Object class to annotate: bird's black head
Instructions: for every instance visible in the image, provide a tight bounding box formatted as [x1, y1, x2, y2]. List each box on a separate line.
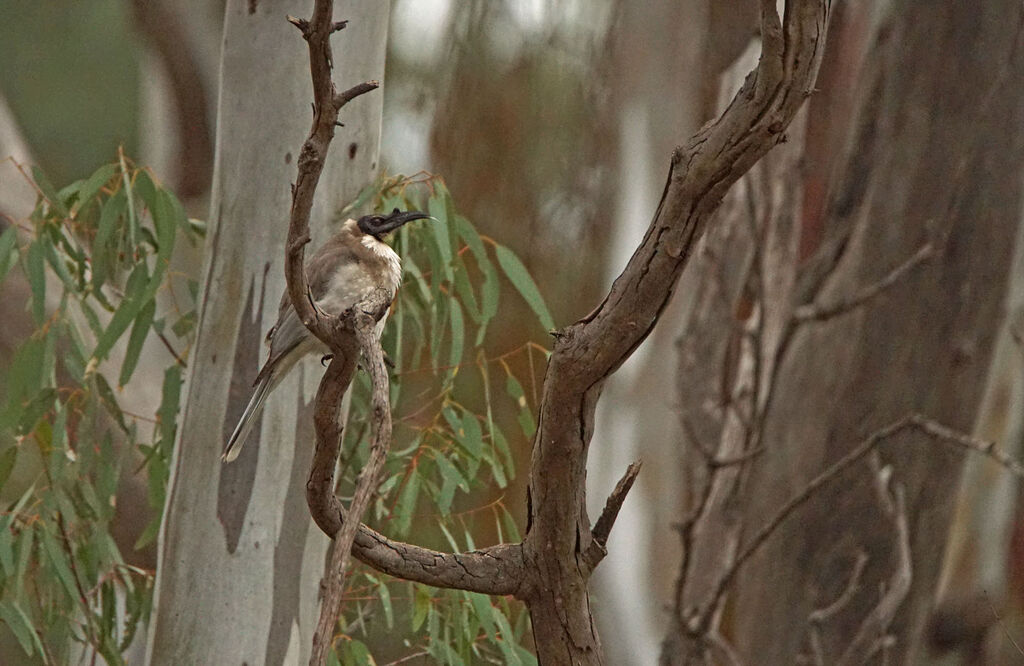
[357, 208, 431, 239]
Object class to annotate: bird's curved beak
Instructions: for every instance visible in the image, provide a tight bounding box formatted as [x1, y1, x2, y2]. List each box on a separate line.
[378, 208, 432, 235]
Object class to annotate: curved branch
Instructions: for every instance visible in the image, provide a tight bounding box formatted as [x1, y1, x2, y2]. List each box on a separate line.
[564, 0, 828, 388]
[302, 297, 526, 598]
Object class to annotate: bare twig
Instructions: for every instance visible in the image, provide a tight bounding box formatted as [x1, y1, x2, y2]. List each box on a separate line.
[985, 590, 1024, 656]
[836, 461, 912, 666]
[707, 629, 746, 666]
[682, 415, 764, 468]
[809, 551, 870, 626]
[382, 650, 431, 665]
[794, 238, 938, 322]
[581, 461, 642, 573]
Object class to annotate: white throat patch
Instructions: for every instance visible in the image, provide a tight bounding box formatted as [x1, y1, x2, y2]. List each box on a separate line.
[361, 234, 403, 294]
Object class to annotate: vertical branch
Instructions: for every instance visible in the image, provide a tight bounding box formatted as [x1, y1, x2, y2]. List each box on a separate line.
[309, 294, 393, 666]
[284, 3, 381, 665]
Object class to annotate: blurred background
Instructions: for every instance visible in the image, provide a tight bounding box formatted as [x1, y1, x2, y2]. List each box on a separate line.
[1, 0, 1023, 664]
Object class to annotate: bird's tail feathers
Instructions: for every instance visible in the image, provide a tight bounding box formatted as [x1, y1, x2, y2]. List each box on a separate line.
[222, 371, 274, 463]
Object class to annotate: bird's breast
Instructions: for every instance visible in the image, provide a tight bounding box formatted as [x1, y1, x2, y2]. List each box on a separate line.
[315, 236, 402, 315]
[360, 234, 403, 295]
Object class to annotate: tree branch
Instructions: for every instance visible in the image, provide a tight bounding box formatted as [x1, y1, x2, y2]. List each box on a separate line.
[559, 0, 828, 390]
[836, 460, 912, 666]
[284, 0, 378, 350]
[794, 237, 938, 322]
[309, 296, 391, 666]
[581, 461, 642, 573]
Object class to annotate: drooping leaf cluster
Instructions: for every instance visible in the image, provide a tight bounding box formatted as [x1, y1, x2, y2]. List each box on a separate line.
[0, 154, 199, 664]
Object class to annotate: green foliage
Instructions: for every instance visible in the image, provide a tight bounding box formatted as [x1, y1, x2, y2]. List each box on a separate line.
[335, 174, 549, 663]
[0, 156, 198, 663]
[0, 161, 550, 663]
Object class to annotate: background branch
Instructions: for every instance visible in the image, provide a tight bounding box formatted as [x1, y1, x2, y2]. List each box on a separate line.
[709, 414, 1024, 616]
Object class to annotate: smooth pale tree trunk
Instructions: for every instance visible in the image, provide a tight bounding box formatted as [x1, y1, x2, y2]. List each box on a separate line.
[661, 0, 1024, 663]
[146, 2, 389, 664]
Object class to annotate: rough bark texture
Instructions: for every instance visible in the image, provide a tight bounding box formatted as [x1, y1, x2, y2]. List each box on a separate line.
[145, 2, 389, 664]
[661, 0, 1024, 663]
[307, 300, 389, 666]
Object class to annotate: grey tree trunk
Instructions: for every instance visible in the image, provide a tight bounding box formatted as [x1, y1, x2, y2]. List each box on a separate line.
[663, 0, 1024, 663]
[145, 1, 389, 663]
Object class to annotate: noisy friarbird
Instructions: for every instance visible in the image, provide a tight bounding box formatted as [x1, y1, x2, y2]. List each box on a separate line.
[222, 209, 430, 462]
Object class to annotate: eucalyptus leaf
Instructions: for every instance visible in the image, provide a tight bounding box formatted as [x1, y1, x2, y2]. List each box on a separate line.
[118, 298, 156, 387]
[90, 260, 148, 364]
[39, 529, 80, 604]
[31, 165, 69, 217]
[411, 584, 431, 632]
[0, 447, 18, 495]
[24, 241, 46, 324]
[91, 188, 126, 290]
[494, 243, 554, 331]
[0, 600, 44, 657]
[448, 298, 465, 369]
[72, 163, 118, 217]
[0, 226, 19, 283]
[427, 193, 454, 282]
[393, 467, 421, 537]
[16, 388, 56, 436]
[93, 374, 129, 434]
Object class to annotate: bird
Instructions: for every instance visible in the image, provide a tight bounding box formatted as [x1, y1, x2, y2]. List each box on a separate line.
[221, 208, 431, 463]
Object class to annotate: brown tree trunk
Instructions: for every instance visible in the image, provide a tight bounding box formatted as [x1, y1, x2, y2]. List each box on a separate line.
[663, 0, 1024, 663]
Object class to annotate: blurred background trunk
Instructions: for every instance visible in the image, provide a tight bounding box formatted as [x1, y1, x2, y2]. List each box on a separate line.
[662, 0, 1024, 663]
